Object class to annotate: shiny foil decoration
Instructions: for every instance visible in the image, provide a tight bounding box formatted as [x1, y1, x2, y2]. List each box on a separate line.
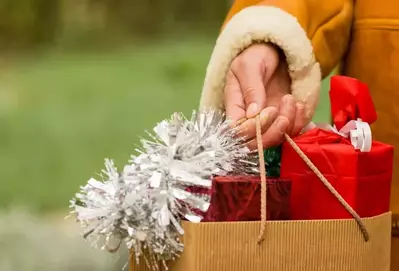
[70, 110, 256, 269]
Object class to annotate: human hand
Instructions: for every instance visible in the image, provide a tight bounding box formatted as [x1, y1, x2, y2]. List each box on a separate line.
[224, 43, 307, 149]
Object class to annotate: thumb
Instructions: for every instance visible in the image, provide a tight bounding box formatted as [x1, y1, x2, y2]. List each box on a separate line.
[232, 43, 281, 118]
[236, 63, 267, 119]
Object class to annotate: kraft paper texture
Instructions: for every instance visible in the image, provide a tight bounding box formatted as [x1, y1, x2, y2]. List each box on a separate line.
[130, 212, 391, 271]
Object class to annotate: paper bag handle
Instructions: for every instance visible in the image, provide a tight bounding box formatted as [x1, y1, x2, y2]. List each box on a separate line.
[254, 116, 370, 243]
[255, 115, 268, 243]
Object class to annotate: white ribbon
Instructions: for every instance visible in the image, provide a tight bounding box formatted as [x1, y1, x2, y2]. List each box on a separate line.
[302, 118, 372, 152]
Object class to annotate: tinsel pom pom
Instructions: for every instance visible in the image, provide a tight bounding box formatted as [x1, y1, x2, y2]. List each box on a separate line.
[70, 110, 257, 268]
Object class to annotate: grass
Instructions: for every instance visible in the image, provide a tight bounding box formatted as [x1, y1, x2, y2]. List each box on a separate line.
[0, 38, 331, 212]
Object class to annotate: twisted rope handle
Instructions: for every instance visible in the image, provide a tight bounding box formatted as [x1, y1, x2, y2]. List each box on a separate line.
[254, 116, 370, 244]
[255, 115, 267, 244]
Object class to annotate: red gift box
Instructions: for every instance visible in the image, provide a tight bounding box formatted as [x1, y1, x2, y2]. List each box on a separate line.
[188, 176, 291, 222]
[280, 76, 394, 220]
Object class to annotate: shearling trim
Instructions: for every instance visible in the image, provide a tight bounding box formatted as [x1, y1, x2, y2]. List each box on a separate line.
[199, 6, 321, 121]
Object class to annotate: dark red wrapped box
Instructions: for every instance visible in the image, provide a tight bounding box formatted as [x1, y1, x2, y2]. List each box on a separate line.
[280, 76, 394, 220]
[189, 176, 291, 222]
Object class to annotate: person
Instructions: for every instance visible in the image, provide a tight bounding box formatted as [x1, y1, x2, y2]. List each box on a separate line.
[198, 1, 399, 269]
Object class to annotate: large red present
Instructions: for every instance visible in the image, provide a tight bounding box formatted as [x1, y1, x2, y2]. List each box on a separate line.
[188, 176, 291, 222]
[280, 76, 394, 220]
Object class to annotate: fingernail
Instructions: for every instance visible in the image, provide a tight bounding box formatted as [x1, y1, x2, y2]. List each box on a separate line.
[260, 110, 268, 122]
[247, 103, 259, 118]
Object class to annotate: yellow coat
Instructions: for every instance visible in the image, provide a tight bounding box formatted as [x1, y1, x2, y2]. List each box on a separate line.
[199, 0, 399, 269]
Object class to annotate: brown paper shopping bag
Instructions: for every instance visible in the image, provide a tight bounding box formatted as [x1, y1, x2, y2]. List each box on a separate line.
[131, 118, 392, 271]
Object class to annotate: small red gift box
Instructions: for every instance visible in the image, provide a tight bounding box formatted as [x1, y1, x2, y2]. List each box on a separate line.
[280, 76, 394, 220]
[188, 176, 291, 222]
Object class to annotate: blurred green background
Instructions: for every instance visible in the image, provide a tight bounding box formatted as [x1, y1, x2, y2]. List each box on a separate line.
[0, 1, 331, 270]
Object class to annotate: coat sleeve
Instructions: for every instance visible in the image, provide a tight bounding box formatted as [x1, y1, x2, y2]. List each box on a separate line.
[199, 0, 353, 122]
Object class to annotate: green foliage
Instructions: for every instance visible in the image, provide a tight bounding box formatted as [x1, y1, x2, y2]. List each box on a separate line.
[264, 146, 282, 178]
[0, 0, 59, 48]
[101, 0, 229, 35]
[0, 0, 229, 49]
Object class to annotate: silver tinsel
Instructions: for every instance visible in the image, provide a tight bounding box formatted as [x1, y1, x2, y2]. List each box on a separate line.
[70, 110, 257, 269]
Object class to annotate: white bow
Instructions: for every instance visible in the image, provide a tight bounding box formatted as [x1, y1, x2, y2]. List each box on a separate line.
[302, 118, 372, 152]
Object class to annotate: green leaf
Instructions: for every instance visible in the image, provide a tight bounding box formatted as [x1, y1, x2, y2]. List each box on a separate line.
[263, 145, 282, 178]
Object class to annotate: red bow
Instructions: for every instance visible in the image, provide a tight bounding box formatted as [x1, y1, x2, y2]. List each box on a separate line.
[329, 76, 377, 130]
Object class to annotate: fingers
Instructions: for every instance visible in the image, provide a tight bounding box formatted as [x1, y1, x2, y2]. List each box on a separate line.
[230, 44, 280, 119]
[246, 95, 296, 150]
[247, 116, 289, 150]
[224, 70, 246, 122]
[278, 95, 296, 135]
[262, 44, 281, 86]
[231, 59, 266, 118]
[237, 107, 278, 140]
[224, 43, 281, 127]
[291, 102, 306, 136]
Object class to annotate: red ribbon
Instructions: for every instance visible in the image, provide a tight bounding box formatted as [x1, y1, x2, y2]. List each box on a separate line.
[329, 76, 377, 131]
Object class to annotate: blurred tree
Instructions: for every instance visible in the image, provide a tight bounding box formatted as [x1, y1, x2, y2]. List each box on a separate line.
[58, 0, 110, 48]
[0, 0, 231, 50]
[32, 0, 61, 44]
[0, 0, 36, 48]
[0, 0, 60, 49]
[101, 0, 230, 37]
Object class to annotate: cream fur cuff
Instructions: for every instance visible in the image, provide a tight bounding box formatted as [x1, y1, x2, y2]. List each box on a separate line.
[199, 6, 321, 121]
